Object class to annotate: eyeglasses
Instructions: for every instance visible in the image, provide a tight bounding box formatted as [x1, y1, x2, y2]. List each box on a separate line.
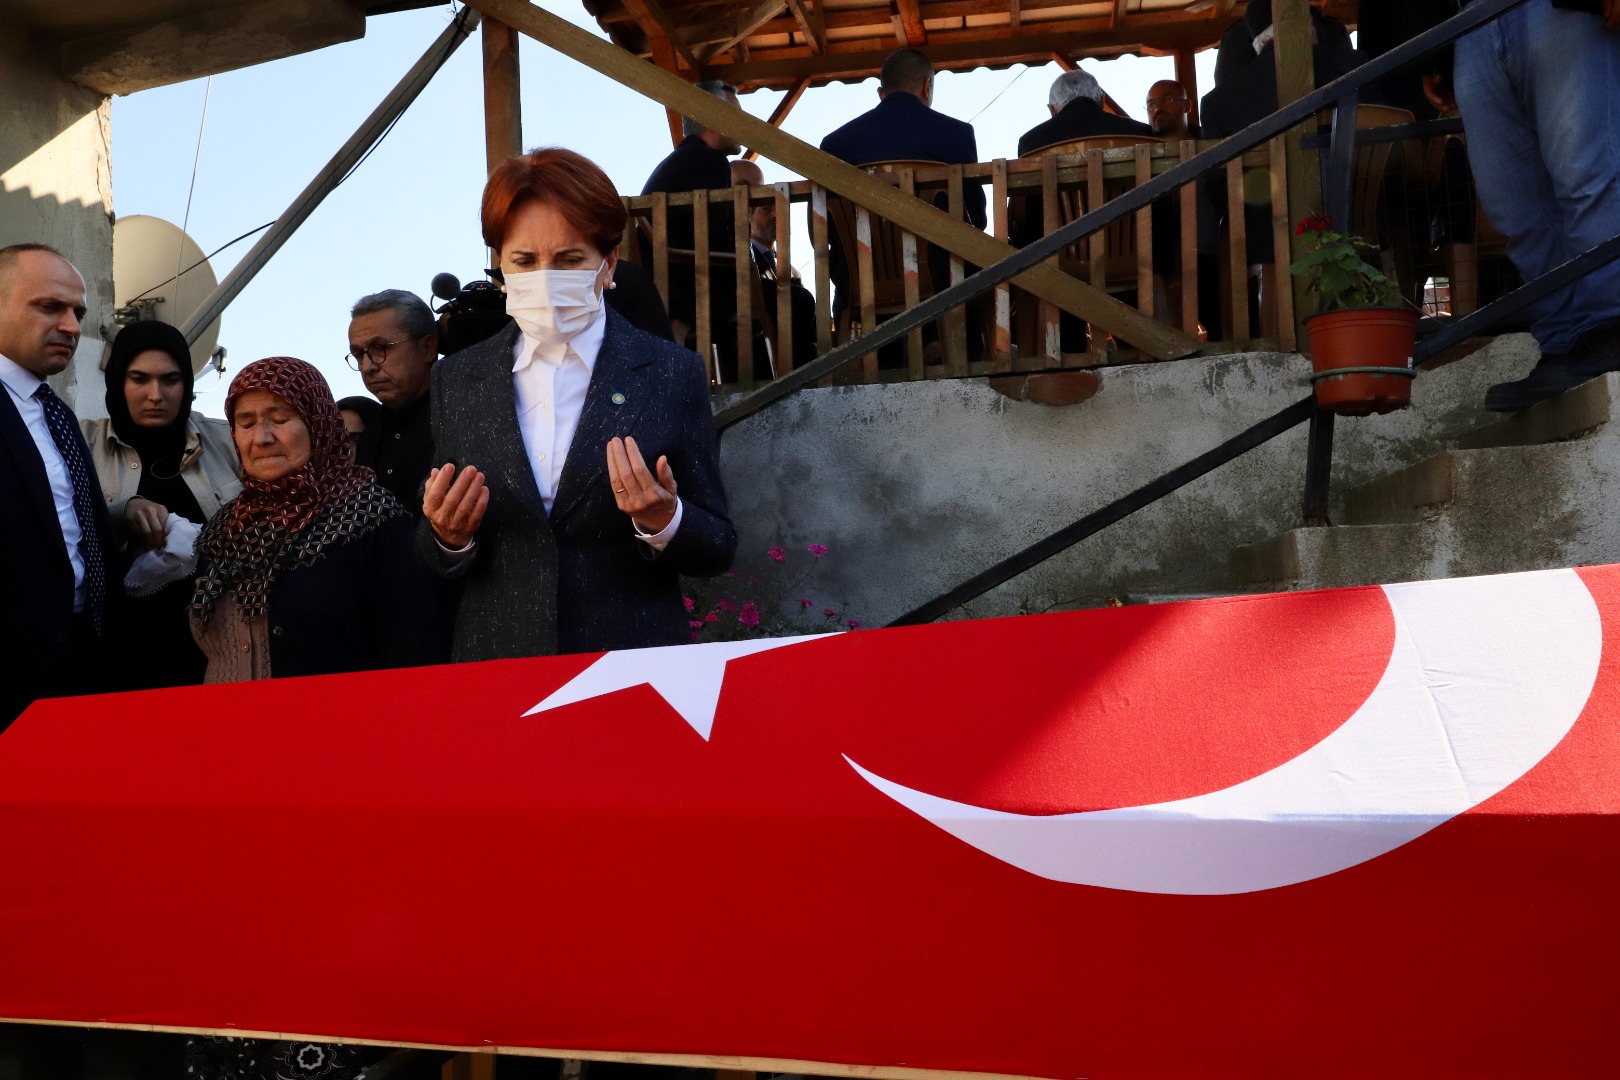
[344, 336, 420, 371]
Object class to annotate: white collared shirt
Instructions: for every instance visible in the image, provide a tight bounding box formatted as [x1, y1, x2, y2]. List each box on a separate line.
[509, 309, 681, 548]
[0, 352, 86, 607]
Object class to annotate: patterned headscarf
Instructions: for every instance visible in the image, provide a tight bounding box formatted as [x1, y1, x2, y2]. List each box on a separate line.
[191, 357, 405, 624]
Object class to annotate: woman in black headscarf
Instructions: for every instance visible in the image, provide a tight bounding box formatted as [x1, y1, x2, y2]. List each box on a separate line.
[82, 320, 241, 689]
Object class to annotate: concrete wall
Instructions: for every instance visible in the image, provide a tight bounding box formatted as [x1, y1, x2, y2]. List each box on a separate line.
[0, 29, 114, 418]
[714, 336, 1542, 627]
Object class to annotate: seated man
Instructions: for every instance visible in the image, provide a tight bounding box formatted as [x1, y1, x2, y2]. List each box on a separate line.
[732, 159, 819, 371]
[1146, 79, 1197, 141]
[641, 80, 745, 377]
[1017, 69, 1154, 157]
[820, 47, 986, 331]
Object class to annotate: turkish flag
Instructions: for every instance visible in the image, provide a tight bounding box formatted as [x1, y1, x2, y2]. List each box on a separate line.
[0, 566, 1616, 1079]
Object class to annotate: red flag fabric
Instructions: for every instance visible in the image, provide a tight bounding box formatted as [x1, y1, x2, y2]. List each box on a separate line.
[1, 566, 1617, 1079]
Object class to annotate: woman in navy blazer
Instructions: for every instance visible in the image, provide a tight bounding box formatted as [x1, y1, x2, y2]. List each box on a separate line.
[418, 148, 736, 660]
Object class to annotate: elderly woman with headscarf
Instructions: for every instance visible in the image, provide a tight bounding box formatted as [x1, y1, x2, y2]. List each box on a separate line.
[190, 356, 446, 683]
[81, 320, 241, 689]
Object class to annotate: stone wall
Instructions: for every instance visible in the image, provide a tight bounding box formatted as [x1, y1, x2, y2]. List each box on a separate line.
[0, 30, 114, 418]
[714, 336, 1542, 627]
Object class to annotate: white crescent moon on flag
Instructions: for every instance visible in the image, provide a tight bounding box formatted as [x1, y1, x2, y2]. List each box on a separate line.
[846, 568, 1604, 895]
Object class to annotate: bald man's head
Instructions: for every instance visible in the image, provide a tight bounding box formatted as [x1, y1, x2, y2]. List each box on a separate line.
[0, 244, 86, 378]
[1146, 79, 1190, 138]
[730, 160, 765, 187]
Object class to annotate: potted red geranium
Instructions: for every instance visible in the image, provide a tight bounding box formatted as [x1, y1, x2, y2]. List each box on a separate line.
[1290, 213, 1417, 416]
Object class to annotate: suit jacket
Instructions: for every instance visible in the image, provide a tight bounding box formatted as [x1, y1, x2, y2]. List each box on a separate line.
[356, 391, 434, 514]
[1200, 40, 1370, 263]
[1200, 40, 1368, 140]
[1016, 98, 1155, 158]
[820, 92, 987, 228]
[0, 385, 122, 730]
[416, 310, 736, 661]
[642, 134, 736, 253]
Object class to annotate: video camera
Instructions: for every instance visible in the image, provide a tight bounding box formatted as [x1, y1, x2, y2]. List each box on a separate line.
[430, 271, 512, 357]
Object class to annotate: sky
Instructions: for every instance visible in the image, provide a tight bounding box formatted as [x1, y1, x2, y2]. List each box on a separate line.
[110, 2, 1218, 415]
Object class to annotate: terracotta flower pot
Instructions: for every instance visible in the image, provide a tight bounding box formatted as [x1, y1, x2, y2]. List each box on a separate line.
[1305, 307, 1418, 416]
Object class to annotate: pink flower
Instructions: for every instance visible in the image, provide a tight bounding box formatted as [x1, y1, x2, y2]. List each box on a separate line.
[738, 602, 761, 628]
[767, 546, 787, 563]
[705, 612, 719, 623]
[823, 608, 837, 617]
[689, 619, 704, 629]
[691, 631, 700, 641]
[808, 544, 828, 557]
[799, 598, 813, 608]
[683, 596, 696, 612]
[846, 619, 862, 630]
[717, 599, 736, 612]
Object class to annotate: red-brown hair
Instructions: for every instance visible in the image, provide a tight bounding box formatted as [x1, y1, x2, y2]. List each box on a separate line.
[481, 147, 628, 256]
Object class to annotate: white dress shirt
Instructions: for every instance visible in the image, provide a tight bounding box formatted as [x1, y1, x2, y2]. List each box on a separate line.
[0, 352, 86, 608]
[508, 308, 681, 549]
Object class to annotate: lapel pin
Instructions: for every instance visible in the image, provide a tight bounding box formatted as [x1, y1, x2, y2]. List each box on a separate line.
[611, 392, 626, 405]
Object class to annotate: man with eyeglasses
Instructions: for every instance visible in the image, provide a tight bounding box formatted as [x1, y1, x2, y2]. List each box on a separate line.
[346, 289, 438, 513]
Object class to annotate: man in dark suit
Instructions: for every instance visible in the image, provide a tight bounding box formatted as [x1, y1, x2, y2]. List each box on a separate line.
[0, 243, 120, 731]
[1017, 68, 1154, 157]
[733, 158, 820, 370]
[642, 80, 744, 376]
[349, 288, 438, 514]
[1197, 0, 1366, 338]
[821, 49, 986, 229]
[820, 48, 986, 355]
[1200, 0, 1365, 142]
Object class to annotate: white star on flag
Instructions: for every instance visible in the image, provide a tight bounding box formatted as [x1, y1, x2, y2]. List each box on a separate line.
[524, 634, 834, 740]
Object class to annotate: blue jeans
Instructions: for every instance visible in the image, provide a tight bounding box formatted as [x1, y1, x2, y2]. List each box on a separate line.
[1454, 0, 1620, 354]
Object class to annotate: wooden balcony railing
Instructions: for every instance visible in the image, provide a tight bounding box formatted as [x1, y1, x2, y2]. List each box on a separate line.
[621, 123, 1501, 394]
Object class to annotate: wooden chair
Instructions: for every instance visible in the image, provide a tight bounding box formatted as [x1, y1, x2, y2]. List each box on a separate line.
[824, 160, 946, 356]
[633, 216, 777, 384]
[1010, 135, 1166, 357]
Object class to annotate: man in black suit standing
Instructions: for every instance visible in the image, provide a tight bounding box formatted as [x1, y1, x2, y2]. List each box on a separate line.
[642, 80, 745, 375]
[0, 243, 119, 731]
[349, 288, 438, 514]
[1017, 68, 1154, 157]
[1197, 0, 1366, 338]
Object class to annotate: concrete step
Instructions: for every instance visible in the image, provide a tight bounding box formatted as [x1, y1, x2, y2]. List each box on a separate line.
[1341, 441, 1597, 527]
[1457, 371, 1616, 451]
[1231, 523, 1444, 591]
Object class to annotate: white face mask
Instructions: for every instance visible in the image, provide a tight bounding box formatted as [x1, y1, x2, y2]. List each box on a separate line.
[503, 262, 609, 346]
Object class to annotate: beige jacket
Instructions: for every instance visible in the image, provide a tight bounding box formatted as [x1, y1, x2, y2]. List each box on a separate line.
[81, 414, 243, 536]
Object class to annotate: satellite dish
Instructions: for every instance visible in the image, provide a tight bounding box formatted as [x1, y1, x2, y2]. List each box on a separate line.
[110, 215, 222, 375]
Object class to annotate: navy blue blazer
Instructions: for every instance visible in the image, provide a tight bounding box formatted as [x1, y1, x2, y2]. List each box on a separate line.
[1016, 98, 1155, 158]
[820, 92, 987, 229]
[0, 384, 121, 729]
[417, 310, 736, 660]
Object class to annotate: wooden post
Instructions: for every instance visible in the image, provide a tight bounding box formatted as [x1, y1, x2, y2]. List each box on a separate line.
[1174, 47, 1199, 130]
[1273, 0, 1321, 352]
[482, 16, 522, 173]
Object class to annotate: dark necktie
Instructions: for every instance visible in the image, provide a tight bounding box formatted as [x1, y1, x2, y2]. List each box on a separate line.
[756, 245, 776, 279]
[34, 382, 107, 632]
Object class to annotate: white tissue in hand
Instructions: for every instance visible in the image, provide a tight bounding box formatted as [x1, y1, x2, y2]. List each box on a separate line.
[123, 513, 202, 597]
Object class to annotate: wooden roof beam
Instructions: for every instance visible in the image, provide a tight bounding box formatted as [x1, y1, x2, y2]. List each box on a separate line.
[694, 0, 788, 62]
[743, 76, 810, 160]
[620, 0, 703, 71]
[783, 0, 825, 54]
[894, 0, 928, 46]
[711, 19, 1226, 85]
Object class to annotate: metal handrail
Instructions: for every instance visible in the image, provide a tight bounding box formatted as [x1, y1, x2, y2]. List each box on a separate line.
[886, 231, 1620, 626]
[714, 0, 1531, 432]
